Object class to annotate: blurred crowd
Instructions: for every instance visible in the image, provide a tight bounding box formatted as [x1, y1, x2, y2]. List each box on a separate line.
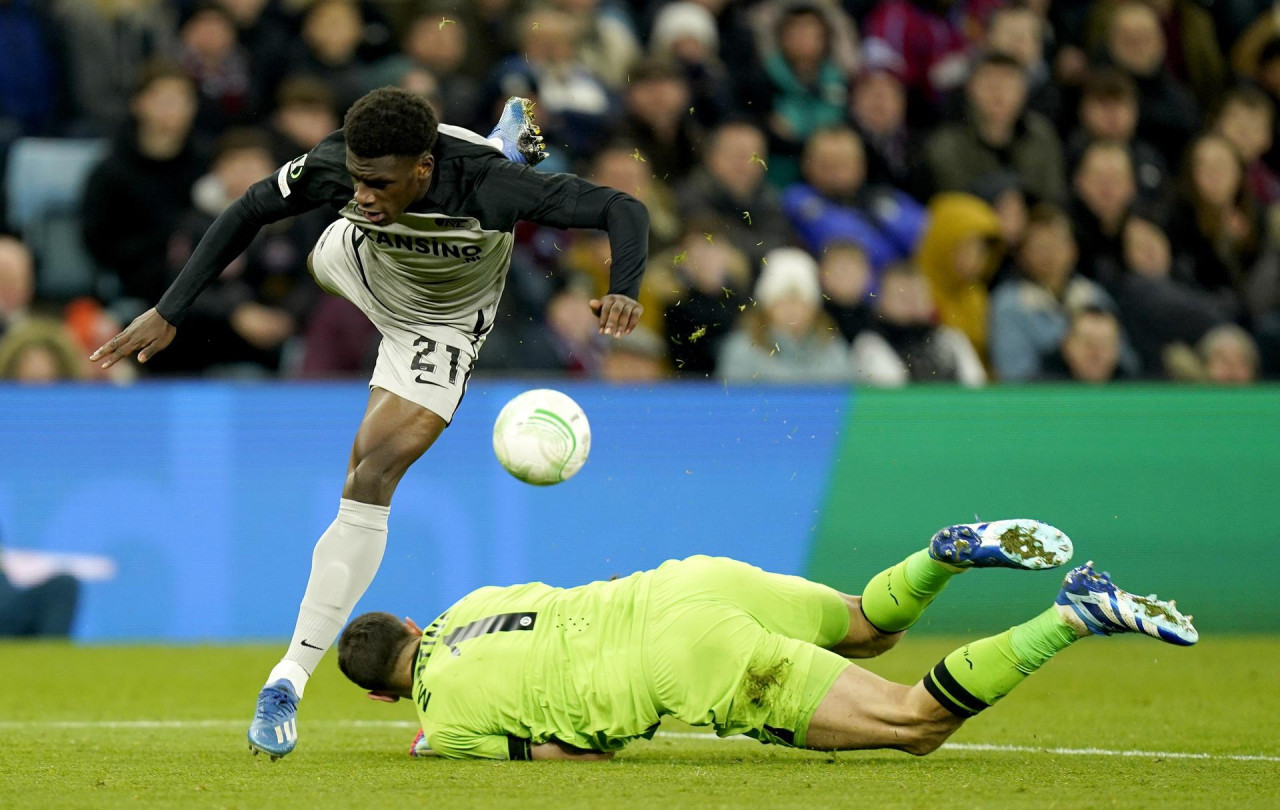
[1, 0, 1278, 385]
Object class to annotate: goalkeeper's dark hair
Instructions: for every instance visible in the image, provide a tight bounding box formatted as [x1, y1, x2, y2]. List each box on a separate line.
[337, 611, 416, 692]
[344, 87, 439, 159]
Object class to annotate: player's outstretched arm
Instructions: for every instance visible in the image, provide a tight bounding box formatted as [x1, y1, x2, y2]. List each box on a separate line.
[91, 135, 346, 367]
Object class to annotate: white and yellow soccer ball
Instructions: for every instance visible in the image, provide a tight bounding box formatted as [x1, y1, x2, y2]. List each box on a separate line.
[492, 389, 591, 485]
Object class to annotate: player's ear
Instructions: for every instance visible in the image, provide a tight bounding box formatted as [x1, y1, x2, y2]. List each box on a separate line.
[404, 616, 423, 636]
[418, 154, 434, 177]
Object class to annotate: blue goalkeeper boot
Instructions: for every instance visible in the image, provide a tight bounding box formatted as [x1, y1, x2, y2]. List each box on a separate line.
[488, 97, 548, 165]
[247, 679, 300, 760]
[1056, 561, 1199, 646]
[929, 519, 1073, 570]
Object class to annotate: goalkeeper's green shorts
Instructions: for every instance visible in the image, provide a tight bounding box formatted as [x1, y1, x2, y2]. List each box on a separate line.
[642, 556, 853, 748]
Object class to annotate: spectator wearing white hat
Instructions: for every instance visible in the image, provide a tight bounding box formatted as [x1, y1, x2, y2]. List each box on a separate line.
[649, 1, 733, 128]
[717, 247, 852, 382]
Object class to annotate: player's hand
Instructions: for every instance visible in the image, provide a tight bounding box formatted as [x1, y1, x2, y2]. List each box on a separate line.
[90, 307, 176, 368]
[589, 294, 642, 339]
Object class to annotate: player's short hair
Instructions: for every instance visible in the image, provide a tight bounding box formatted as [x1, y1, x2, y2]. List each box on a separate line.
[337, 612, 415, 692]
[344, 87, 439, 160]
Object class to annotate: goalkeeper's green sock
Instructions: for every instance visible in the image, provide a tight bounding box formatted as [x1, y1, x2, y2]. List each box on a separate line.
[923, 607, 1084, 716]
[860, 550, 959, 633]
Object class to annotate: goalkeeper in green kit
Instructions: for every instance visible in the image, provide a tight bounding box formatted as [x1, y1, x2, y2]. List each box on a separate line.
[336, 519, 1197, 761]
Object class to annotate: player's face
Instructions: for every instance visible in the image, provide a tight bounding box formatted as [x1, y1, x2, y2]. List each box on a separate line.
[346, 150, 434, 225]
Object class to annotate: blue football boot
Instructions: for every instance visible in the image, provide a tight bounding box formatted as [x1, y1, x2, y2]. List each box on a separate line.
[929, 519, 1073, 570]
[247, 679, 300, 760]
[1056, 561, 1199, 646]
[488, 97, 548, 166]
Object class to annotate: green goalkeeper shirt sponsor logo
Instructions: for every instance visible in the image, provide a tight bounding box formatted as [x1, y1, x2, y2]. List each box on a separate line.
[412, 573, 659, 759]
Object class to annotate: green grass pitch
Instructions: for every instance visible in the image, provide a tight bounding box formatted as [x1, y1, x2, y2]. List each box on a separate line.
[2, 637, 1277, 808]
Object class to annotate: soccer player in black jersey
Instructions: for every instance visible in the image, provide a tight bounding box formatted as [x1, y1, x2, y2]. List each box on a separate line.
[90, 90, 649, 759]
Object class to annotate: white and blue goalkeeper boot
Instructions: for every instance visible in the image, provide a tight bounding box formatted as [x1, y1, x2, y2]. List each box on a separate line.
[488, 97, 548, 166]
[1056, 561, 1199, 646]
[247, 679, 300, 760]
[930, 519, 1073, 570]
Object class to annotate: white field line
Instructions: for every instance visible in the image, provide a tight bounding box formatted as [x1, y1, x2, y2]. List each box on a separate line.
[0, 721, 1275, 763]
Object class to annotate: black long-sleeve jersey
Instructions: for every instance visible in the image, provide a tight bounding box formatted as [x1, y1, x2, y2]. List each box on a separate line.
[156, 125, 650, 326]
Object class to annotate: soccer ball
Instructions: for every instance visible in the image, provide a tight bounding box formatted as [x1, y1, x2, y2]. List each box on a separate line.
[492, 389, 591, 485]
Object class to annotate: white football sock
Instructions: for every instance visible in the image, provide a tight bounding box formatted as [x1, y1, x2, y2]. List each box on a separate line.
[266, 498, 389, 698]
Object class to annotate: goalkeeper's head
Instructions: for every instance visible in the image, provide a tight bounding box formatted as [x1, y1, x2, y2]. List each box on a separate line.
[337, 611, 421, 701]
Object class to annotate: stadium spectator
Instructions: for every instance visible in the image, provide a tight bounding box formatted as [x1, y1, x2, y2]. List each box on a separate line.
[647, 1, 734, 129]
[781, 126, 926, 270]
[552, 0, 641, 90]
[985, 4, 1061, 125]
[969, 170, 1028, 282]
[54, 0, 176, 136]
[1042, 307, 1127, 382]
[177, 2, 256, 137]
[1211, 85, 1280, 208]
[657, 217, 751, 376]
[544, 283, 605, 377]
[0, 0, 62, 138]
[1198, 323, 1260, 383]
[298, 295, 378, 378]
[922, 52, 1067, 205]
[0, 236, 34, 338]
[0, 527, 79, 637]
[613, 59, 701, 184]
[1170, 133, 1262, 296]
[370, 12, 481, 132]
[214, 0, 292, 101]
[167, 128, 321, 374]
[1113, 216, 1234, 375]
[862, 0, 988, 111]
[820, 241, 873, 342]
[1087, 0, 1226, 108]
[286, 0, 373, 113]
[989, 204, 1136, 382]
[851, 262, 986, 386]
[677, 121, 792, 264]
[488, 8, 614, 156]
[268, 77, 340, 162]
[0, 317, 85, 382]
[599, 326, 669, 382]
[718, 247, 851, 383]
[914, 192, 1003, 361]
[1068, 70, 1173, 220]
[589, 143, 680, 250]
[847, 51, 915, 192]
[1070, 140, 1137, 285]
[1102, 1, 1200, 165]
[755, 2, 854, 187]
[81, 62, 203, 311]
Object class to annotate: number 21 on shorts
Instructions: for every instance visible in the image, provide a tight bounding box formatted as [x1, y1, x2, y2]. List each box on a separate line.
[411, 335, 462, 386]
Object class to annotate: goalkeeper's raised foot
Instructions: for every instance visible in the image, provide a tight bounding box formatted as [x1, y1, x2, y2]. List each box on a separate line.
[1055, 561, 1199, 646]
[247, 679, 300, 760]
[489, 97, 548, 166]
[929, 519, 1073, 570]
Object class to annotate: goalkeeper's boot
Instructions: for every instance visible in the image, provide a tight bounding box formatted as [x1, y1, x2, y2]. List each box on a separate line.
[247, 679, 300, 760]
[488, 97, 548, 166]
[1055, 561, 1199, 646]
[929, 519, 1073, 570]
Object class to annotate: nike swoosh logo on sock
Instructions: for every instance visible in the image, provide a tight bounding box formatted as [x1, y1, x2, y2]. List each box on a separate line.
[300, 640, 324, 650]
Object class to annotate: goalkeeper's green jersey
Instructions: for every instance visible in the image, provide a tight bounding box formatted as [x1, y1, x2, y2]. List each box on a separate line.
[411, 570, 658, 760]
